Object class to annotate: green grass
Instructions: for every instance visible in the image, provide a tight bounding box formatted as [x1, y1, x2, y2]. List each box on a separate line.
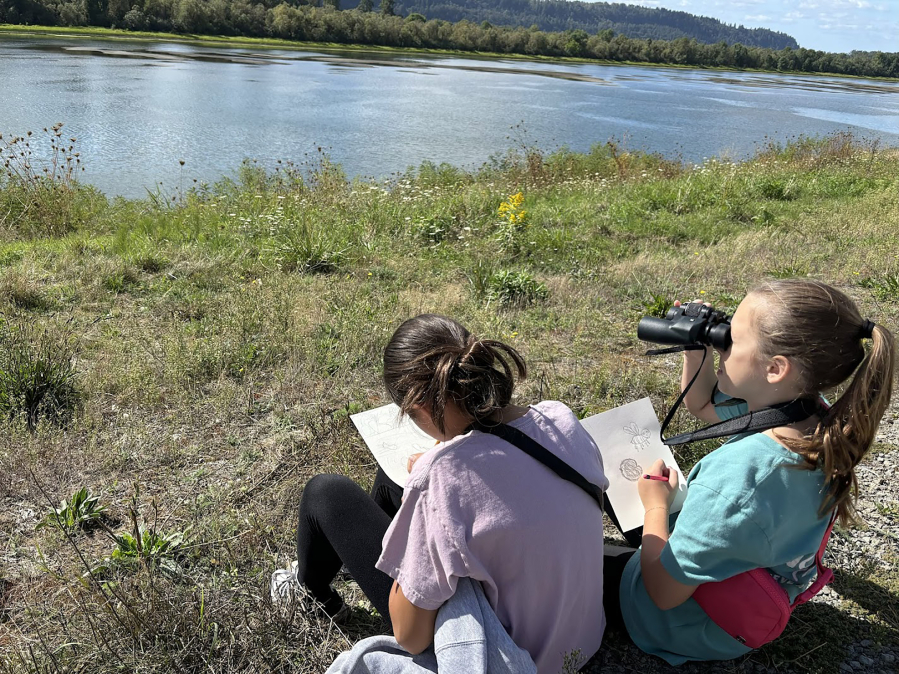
[1, 132, 898, 673]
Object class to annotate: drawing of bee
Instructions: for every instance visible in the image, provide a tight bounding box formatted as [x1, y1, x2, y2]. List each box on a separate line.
[623, 422, 651, 451]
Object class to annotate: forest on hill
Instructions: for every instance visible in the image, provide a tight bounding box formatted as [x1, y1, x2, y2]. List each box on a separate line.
[387, 0, 799, 49]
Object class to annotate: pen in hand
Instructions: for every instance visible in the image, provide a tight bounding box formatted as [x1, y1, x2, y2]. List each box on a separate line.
[643, 474, 670, 482]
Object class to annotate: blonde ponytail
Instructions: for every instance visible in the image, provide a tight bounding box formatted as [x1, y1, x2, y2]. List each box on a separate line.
[750, 280, 896, 526]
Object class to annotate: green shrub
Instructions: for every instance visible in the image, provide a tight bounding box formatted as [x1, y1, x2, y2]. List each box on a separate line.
[485, 270, 548, 307]
[274, 223, 343, 274]
[103, 266, 141, 293]
[642, 294, 673, 318]
[1, 272, 56, 312]
[0, 317, 80, 431]
[755, 177, 800, 201]
[857, 273, 899, 302]
[409, 214, 454, 245]
[132, 252, 169, 274]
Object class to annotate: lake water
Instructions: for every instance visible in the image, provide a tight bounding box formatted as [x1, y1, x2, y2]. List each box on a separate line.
[3, 33, 899, 198]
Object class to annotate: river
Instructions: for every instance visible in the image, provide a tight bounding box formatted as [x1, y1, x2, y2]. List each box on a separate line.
[3, 33, 899, 198]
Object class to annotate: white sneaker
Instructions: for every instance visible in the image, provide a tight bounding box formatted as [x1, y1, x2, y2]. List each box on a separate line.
[269, 560, 351, 624]
[270, 560, 301, 602]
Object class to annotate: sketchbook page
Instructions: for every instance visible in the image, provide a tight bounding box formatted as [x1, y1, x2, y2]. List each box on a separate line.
[579, 398, 688, 532]
[350, 404, 437, 486]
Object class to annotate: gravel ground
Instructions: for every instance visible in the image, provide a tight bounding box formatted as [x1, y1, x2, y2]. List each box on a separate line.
[584, 398, 899, 674]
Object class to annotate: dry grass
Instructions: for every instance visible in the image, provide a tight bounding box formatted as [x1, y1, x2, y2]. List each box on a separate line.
[0, 133, 897, 673]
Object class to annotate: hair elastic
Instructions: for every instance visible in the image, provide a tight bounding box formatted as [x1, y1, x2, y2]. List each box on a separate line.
[860, 319, 876, 340]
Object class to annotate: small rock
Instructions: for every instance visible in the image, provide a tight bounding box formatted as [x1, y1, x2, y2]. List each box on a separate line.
[861, 639, 873, 647]
[840, 664, 854, 673]
[850, 661, 863, 670]
[859, 655, 874, 666]
[883, 653, 895, 663]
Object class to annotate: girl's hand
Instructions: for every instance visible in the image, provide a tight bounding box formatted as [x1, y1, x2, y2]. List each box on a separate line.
[638, 458, 679, 511]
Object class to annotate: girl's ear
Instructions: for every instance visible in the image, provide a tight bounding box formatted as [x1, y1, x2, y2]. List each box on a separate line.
[766, 355, 792, 384]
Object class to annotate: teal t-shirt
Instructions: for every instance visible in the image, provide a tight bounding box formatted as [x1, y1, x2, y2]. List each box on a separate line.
[619, 395, 832, 665]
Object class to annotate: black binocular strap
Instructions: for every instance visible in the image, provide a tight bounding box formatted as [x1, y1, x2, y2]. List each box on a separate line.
[466, 421, 606, 510]
[645, 344, 824, 446]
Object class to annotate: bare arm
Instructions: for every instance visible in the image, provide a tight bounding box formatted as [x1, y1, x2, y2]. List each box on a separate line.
[681, 347, 719, 423]
[638, 459, 697, 610]
[389, 581, 439, 655]
[674, 300, 720, 423]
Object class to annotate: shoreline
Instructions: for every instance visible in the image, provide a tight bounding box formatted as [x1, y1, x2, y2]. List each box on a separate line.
[3, 23, 899, 83]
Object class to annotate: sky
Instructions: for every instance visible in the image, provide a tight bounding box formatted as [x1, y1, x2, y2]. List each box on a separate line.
[611, 0, 899, 53]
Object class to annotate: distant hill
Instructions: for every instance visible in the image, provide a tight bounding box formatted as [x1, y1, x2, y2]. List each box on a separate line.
[372, 0, 799, 49]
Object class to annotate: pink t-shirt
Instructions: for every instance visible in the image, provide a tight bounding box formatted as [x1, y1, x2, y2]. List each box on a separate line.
[376, 401, 609, 674]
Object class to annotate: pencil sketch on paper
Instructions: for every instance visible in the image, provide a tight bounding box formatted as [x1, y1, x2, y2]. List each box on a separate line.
[351, 404, 436, 486]
[623, 422, 651, 451]
[619, 458, 643, 482]
[579, 397, 688, 532]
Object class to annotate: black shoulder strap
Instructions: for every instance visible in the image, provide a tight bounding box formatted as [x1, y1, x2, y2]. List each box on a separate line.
[466, 421, 605, 510]
[646, 344, 825, 446]
[662, 397, 823, 445]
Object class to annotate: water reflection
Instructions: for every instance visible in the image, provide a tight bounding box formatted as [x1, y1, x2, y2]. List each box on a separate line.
[1, 33, 898, 197]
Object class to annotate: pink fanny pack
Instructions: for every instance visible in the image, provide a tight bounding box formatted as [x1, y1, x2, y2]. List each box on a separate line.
[692, 514, 836, 649]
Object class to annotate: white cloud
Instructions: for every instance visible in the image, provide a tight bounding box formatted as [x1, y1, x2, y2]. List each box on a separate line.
[745, 14, 772, 21]
[783, 11, 807, 22]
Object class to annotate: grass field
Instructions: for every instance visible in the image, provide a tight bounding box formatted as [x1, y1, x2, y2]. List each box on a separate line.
[0, 129, 897, 673]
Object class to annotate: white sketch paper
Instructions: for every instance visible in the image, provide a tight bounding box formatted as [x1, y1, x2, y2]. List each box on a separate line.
[351, 404, 436, 486]
[580, 398, 688, 532]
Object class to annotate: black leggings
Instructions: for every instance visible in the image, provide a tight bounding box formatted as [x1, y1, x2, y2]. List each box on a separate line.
[295, 468, 640, 624]
[295, 468, 402, 619]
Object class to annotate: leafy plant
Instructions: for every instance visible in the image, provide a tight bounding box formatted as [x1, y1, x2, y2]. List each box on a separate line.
[755, 176, 800, 201]
[0, 316, 80, 431]
[495, 191, 530, 254]
[102, 266, 141, 293]
[409, 214, 454, 245]
[37, 487, 107, 532]
[465, 259, 496, 300]
[93, 486, 188, 577]
[857, 273, 899, 302]
[274, 222, 343, 274]
[642, 294, 673, 319]
[768, 260, 810, 279]
[109, 527, 186, 575]
[485, 270, 548, 307]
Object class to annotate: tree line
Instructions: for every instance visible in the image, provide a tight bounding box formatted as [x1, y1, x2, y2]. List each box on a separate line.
[391, 0, 798, 50]
[2, 0, 897, 79]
